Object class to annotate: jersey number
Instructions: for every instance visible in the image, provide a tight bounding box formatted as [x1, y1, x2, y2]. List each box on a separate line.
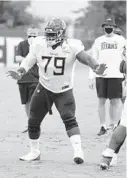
[42, 56, 65, 75]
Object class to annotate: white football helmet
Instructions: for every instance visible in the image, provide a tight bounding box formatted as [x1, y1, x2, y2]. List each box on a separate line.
[45, 18, 66, 47]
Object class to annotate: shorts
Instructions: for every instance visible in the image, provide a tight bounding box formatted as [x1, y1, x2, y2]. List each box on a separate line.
[96, 78, 123, 99]
[18, 82, 38, 104]
[120, 98, 127, 128]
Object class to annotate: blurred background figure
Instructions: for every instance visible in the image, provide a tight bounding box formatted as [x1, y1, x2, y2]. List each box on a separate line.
[88, 17, 126, 136]
[100, 59, 126, 169]
[15, 25, 39, 133]
[114, 27, 122, 36]
[114, 27, 127, 105]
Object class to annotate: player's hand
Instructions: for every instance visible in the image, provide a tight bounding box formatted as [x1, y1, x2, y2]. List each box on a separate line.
[6, 70, 22, 80]
[6, 67, 26, 80]
[94, 64, 107, 76]
[89, 79, 95, 90]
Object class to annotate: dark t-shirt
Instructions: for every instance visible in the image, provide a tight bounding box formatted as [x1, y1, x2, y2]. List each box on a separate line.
[16, 40, 39, 83]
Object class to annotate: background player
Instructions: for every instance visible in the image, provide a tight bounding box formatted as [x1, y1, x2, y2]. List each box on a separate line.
[100, 97, 126, 170]
[7, 18, 107, 164]
[15, 25, 39, 133]
[114, 27, 126, 105]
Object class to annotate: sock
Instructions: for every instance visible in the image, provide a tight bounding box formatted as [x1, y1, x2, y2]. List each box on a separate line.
[70, 134, 82, 151]
[102, 148, 114, 157]
[30, 139, 40, 152]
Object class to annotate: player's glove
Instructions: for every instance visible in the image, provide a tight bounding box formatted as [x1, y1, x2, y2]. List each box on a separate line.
[93, 64, 107, 76]
[7, 67, 26, 80]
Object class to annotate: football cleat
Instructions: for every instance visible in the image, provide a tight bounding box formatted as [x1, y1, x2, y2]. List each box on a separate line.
[19, 150, 41, 161]
[97, 126, 107, 136]
[73, 149, 84, 164]
[100, 156, 112, 170]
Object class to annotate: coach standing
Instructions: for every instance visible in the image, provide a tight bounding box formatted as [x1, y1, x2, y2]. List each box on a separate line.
[89, 17, 126, 136]
[15, 26, 39, 133]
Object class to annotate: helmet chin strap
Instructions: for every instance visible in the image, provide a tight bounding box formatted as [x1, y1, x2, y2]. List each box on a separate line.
[52, 41, 62, 50]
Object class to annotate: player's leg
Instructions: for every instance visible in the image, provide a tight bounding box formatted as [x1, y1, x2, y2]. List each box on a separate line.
[18, 83, 28, 110]
[18, 83, 30, 132]
[25, 82, 38, 116]
[25, 101, 30, 118]
[100, 125, 126, 169]
[110, 135, 126, 166]
[109, 98, 122, 129]
[96, 77, 107, 135]
[25, 82, 38, 117]
[22, 82, 38, 133]
[19, 84, 54, 161]
[21, 102, 30, 133]
[114, 135, 126, 154]
[109, 120, 120, 166]
[100, 98, 127, 170]
[55, 89, 84, 164]
[108, 78, 123, 130]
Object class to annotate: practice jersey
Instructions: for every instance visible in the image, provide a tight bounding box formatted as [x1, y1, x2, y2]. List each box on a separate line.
[20, 37, 84, 93]
[16, 40, 39, 83]
[89, 34, 126, 79]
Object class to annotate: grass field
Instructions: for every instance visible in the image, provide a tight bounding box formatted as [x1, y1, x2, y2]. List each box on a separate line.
[0, 63, 126, 178]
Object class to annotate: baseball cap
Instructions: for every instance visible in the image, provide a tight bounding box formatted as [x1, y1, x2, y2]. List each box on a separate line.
[102, 17, 117, 28]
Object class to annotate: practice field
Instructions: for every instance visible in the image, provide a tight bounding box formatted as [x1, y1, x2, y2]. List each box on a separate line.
[0, 63, 126, 178]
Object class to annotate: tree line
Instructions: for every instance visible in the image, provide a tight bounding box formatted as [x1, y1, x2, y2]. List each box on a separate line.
[0, 1, 43, 27]
[74, 1, 126, 49]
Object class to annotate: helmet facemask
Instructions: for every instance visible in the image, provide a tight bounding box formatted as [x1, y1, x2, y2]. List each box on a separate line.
[45, 18, 66, 47]
[45, 28, 65, 47]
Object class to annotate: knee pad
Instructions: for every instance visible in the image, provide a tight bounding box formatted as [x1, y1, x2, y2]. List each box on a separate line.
[28, 125, 41, 139]
[28, 119, 41, 139]
[63, 117, 78, 131]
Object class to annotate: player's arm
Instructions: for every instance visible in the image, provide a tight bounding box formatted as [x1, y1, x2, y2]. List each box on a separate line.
[76, 51, 106, 75]
[76, 50, 98, 68]
[15, 42, 24, 63]
[73, 40, 106, 75]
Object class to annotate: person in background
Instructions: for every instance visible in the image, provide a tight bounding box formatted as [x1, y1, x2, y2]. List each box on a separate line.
[88, 17, 126, 136]
[15, 25, 39, 133]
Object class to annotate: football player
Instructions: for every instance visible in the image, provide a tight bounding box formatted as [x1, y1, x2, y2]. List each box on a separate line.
[100, 45, 126, 169]
[15, 25, 39, 133]
[100, 97, 126, 170]
[114, 27, 126, 104]
[7, 18, 107, 163]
